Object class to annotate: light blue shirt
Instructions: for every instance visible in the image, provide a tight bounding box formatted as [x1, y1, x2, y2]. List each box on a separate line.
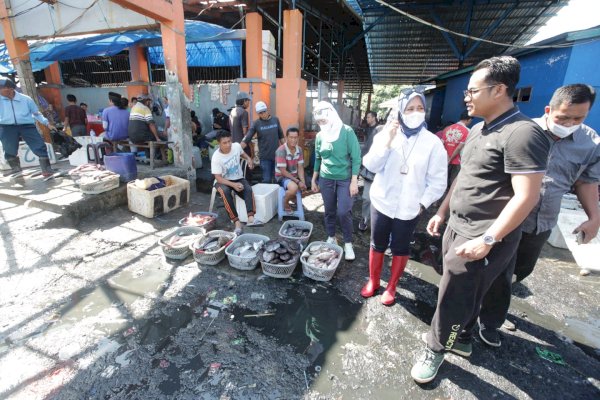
[0, 91, 49, 126]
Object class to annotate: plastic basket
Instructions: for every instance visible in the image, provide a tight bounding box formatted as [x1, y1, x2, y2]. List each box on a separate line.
[158, 226, 206, 260]
[260, 243, 303, 279]
[226, 233, 270, 271]
[300, 241, 343, 282]
[178, 211, 218, 231]
[190, 230, 236, 266]
[278, 220, 313, 246]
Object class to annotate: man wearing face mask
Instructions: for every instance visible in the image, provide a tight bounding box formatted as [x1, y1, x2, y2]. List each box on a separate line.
[479, 83, 599, 337]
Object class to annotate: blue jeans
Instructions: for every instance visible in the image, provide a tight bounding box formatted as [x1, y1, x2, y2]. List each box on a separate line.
[319, 177, 353, 243]
[0, 124, 49, 159]
[260, 159, 275, 183]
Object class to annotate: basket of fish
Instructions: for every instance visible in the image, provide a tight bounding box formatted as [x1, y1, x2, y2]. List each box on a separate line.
[278, 220, 313, 245]
[226, 234, 270, 271]
[260, 239, 303, 278]
[158, 226, 206, 260]
[300, 241, 343, 282]
[178, 212, 218, 231]
[190, 230, 236, 266]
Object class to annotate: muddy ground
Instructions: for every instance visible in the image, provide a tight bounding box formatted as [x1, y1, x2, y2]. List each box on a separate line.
[1, 186, 599, 399]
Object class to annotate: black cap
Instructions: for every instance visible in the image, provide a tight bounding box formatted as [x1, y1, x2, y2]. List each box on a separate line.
[108, 91, 122, 101]
[0, 77, 16, 89]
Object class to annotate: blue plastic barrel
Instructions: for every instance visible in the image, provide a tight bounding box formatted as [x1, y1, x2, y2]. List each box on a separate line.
[104, 152, 137, 182]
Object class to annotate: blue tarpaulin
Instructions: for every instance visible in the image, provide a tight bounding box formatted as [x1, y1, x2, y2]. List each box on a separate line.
[0, 20, 242, 73]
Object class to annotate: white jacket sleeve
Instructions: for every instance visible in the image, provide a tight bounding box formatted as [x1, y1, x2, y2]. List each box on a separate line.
[419, 139, 448, 208]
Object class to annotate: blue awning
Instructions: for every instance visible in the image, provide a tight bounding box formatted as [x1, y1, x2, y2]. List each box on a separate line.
[0, 20, 242, 73]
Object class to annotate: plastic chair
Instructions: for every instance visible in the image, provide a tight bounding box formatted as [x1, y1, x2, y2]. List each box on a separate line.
[208, 158, 248, 213]
[277, 186, 305, 221]
[86, 142, 111, 165]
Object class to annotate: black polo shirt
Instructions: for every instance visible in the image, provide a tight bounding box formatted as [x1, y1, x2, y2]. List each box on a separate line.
[448, 106, 551, 239]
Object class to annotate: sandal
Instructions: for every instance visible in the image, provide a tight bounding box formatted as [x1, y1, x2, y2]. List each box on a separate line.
[246, 219, 264, 227]
[234, 227, 243, 235]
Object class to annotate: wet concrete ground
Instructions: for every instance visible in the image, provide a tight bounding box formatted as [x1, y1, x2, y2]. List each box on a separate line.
[0, 185, 599, 399]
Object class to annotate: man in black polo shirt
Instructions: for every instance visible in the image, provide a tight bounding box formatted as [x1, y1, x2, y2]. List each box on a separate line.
[411, 56, 551, 383]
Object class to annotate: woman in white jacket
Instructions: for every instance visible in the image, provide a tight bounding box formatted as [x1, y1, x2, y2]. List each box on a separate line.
[361, 89, 447, 305]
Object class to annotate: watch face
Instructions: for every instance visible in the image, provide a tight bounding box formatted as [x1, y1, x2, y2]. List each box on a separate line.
[483, 235, 495, 245]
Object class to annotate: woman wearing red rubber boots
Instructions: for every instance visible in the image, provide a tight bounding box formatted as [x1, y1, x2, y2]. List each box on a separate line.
[361, 88, 447, 305]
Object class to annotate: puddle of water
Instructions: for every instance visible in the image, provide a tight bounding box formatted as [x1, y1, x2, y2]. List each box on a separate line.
[231, 284, 365, 386]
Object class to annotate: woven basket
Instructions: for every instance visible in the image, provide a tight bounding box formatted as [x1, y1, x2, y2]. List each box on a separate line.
[178, 211, 218, 231]
[158, 226, 206, 260]
[226, 233, 270, 271]
[278, 220, 313, 246]
[190, 230, 236, 266]
[300, 241, 343, 282]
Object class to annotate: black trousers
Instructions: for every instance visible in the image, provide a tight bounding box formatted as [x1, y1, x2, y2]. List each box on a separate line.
[425, 226, 521, 352]
[479, 228, 551, 328]
[216, 179, 255, 222]
[370, 207, 419, 256]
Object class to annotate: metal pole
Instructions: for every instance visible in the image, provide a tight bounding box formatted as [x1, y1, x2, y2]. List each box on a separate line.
[277, 0, 282, 58]
[317, 19, 322, 80]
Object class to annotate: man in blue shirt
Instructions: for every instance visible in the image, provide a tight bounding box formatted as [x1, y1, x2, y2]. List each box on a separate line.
[0, 77, 56, 177]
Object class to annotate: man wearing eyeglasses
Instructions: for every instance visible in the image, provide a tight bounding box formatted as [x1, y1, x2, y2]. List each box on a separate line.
[241, 101, 284, 184]
[411, 56, 551, 383]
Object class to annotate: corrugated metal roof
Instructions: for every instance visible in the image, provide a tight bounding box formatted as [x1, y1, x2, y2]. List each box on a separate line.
[345, 0, 569, 85]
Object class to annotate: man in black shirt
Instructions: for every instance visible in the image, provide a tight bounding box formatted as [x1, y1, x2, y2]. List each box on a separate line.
[411, 56, 551, 383]
[241, 101, 284, 183]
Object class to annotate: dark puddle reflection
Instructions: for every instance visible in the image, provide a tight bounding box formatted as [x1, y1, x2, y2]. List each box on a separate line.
[232, 284, 363, 374]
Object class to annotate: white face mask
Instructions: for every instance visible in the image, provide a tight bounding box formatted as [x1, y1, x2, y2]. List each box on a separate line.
[547, 117, 580, 138]
[402, 111, 426, 129]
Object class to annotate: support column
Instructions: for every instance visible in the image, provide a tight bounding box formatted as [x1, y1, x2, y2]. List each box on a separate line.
[239, 12, 272, 120]
[366, 93, 372, 113]
[337, 80, 345, 107]
[126, 45, 150, 101]
[276, 9, 307, 140]
[39, 63, 64, 120]
[0, 0, 51, 142]
[245, 13, 263, 79]
[159, 0, 189, 97]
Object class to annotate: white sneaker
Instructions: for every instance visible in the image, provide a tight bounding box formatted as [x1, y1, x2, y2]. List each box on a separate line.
[344, 243, 355, 261]
[326, 236, 338, 245]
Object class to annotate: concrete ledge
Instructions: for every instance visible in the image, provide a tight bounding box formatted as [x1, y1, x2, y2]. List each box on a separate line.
[0, 160, 191, 225]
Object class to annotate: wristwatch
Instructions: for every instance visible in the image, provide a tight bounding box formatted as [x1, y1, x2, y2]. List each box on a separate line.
[482, 234, 499, 246]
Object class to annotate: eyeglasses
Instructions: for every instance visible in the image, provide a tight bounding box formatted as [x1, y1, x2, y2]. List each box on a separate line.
[400, 85, 426, 98]
[463, 84, 501, 98]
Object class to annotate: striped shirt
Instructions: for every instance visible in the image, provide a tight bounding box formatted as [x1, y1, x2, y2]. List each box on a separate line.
[128, 102, 154, 142]
[275, 143, 304, 180]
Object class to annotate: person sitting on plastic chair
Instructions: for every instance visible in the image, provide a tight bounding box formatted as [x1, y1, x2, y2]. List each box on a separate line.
[211, 130, 263, 235]
[275, 126, 307, 213]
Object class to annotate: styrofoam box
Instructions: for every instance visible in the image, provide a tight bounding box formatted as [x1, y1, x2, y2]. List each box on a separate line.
[235, 183, 279, 223]
[68, 135, 104, 166]
[192, 146, 202, 169]
[127, 175, 190, 218]
[0, 141, 56, 170]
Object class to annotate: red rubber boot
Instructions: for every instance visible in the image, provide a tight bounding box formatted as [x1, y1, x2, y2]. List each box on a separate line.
[360, 248, 385, 298]
[381, 255, 408, 306]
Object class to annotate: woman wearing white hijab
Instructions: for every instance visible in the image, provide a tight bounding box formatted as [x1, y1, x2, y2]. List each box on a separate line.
[361, 90, 447, 305]
[311, 101, 362, 261]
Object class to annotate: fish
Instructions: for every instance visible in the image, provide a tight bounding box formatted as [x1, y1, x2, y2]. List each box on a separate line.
[182, 212, 215, 227]
[302, 244, 341, 269]
[261, 239, 301, 265]
[194, 234, 231, 252]
[282, 225, 311, 239]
